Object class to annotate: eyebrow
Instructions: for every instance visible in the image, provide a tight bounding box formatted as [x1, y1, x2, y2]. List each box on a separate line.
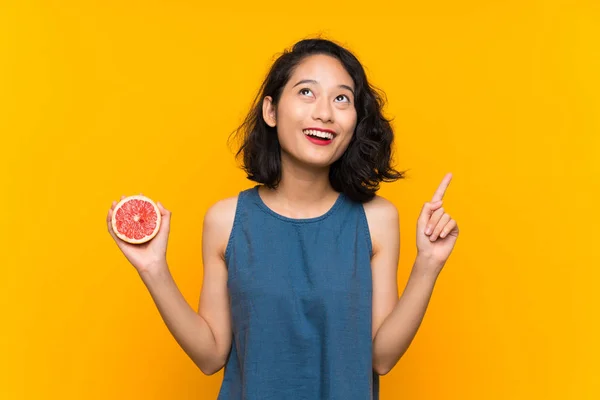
[292, 79, 355, 96]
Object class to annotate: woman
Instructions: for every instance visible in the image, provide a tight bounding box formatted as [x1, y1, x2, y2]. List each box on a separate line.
[107, 38, 459, 399]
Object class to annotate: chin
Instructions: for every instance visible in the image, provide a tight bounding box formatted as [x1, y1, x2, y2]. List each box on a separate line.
[281, 141, 342, 169]
[300, 153, 339, 169]
[283, 152, 330, 169]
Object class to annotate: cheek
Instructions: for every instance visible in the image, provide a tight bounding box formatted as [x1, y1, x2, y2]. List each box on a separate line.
[338, 113, 357, 148]
[341, 111, 357, 137]
[291, 103, 311, 122]
[277, 101, 308, 132]
[337, 104, 357, 124]
[338, 135, 354, 154]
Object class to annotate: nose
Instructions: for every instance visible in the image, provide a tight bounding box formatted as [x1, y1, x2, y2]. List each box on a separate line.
[311, 97, 333, 123]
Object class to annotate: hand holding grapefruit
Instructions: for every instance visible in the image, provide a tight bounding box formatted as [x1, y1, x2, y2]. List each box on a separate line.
[107, 194, 171, 274]
[111, 195, 161, 244]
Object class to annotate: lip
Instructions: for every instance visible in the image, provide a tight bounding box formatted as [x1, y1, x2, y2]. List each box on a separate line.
[303, 127, 337, 136]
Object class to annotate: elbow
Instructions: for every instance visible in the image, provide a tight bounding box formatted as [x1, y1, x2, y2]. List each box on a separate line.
[373, 364, 392, 376]
[197, 355, 227, 376]
[199, 360, 225, 376]
[373, 354, 399, 376]
[200, 366, 222, 376]
[197, 346, 230, 376]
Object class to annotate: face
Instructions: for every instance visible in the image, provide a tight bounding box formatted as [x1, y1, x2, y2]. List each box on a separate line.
[262, 54, 358, 169]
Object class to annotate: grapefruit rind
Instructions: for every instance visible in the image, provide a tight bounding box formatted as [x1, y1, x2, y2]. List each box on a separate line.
[111, 195, 162, 244]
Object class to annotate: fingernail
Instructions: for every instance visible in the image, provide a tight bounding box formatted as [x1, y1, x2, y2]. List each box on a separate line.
[426, 227, 432, 235]
[440, 231, 446, 238]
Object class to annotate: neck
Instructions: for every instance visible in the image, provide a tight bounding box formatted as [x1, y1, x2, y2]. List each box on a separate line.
[258, 153, 339, 217]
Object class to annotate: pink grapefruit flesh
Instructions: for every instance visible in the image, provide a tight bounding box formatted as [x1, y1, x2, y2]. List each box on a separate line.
[111, 195, 161, 244]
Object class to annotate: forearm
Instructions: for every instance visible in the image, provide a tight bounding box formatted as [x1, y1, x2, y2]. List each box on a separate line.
[372, 256, 439, 375]
[139, 265, 223, 375]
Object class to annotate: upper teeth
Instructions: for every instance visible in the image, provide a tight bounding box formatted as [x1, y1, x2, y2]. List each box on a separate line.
[303, 129, 333, 140]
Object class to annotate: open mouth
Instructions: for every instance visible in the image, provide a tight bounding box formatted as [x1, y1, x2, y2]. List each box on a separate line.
[303, 129, 335, 142]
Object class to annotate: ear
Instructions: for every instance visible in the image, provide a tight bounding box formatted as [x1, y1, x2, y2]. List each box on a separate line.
[262, 96, 277, 127]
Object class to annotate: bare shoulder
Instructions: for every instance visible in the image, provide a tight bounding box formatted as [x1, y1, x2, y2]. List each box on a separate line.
[362, 195, 400, 255]
[204, 195, 238, 225]
[203, 195, 239, 258]
[363, 194, 398, 219]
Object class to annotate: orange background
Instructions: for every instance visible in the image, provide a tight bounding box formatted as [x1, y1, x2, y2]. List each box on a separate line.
[1, 0, 598, 398]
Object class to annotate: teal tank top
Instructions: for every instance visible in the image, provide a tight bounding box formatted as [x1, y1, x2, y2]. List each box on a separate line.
[218, 185, 379, 399]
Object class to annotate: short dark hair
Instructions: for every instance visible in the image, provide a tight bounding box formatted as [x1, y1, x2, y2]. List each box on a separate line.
[228, 37, 406, 203]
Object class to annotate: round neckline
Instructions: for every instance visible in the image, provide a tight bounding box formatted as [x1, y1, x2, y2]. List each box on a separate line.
[253, 185, 345, 223]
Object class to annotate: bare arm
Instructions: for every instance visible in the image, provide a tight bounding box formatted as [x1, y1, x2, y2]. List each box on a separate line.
[107, 196, 235, 376]
[139, 265, 227, 375]
[366, 196, 437, 375]
[364, 196, 403, 376]
[139, 198, 235, 375]
[366, 176, 458, 375]
[371, 257, 438, 376]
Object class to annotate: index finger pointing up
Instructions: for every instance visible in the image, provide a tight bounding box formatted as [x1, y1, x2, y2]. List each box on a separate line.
[431, 172, 453, 202]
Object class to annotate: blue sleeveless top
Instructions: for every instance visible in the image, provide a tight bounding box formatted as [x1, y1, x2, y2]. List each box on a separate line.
[218, 185, 379, 400]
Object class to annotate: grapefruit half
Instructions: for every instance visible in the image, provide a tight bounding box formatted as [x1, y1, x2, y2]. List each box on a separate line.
[111, 195, 162, 244]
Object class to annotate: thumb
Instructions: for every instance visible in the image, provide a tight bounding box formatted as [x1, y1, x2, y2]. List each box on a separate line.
[156, 201, 171, 231]
[156, 201, 169, 215]
[417, 200, 443, 228]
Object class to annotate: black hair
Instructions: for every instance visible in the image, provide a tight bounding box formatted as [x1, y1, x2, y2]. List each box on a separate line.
[228, 37, 406, 203]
